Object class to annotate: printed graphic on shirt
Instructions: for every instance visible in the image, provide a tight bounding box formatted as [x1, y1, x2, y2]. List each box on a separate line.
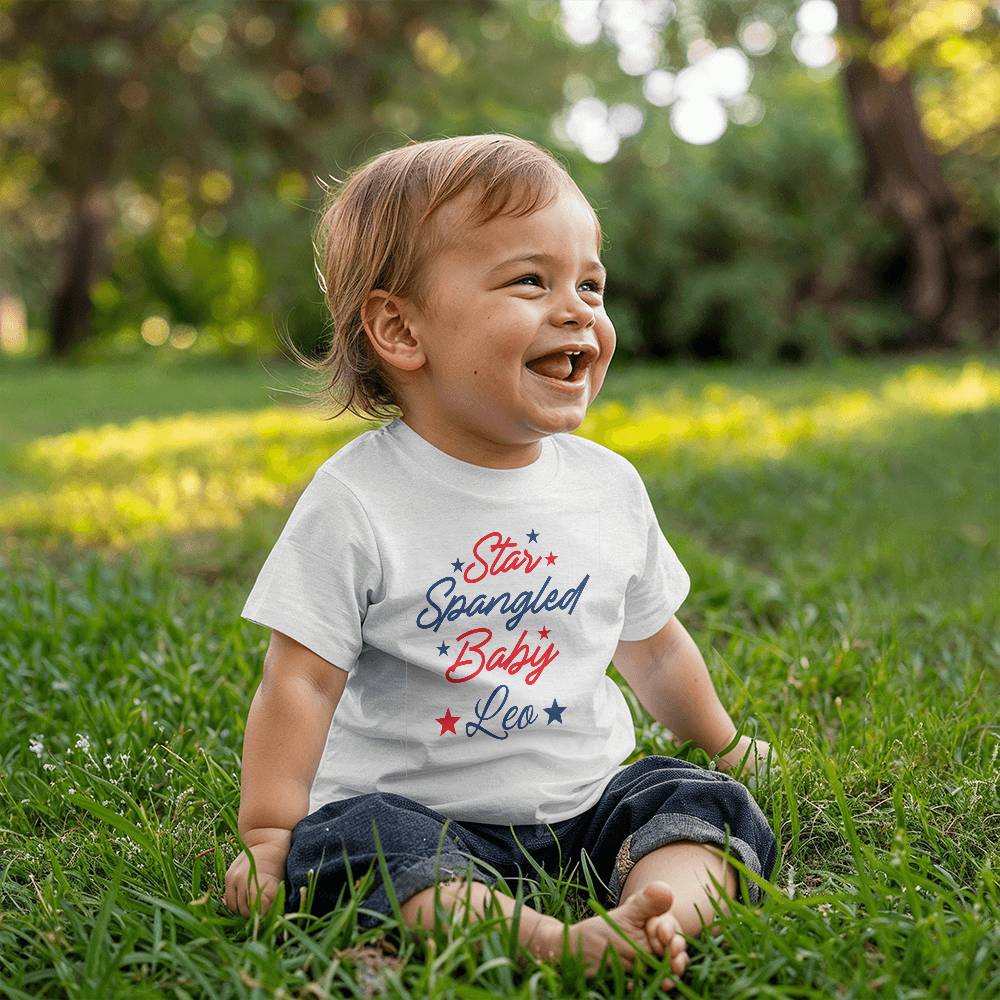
[416, 526, 591, 742]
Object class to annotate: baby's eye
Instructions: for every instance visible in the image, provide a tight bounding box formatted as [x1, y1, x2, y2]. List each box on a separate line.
[515, 274, 605, 294]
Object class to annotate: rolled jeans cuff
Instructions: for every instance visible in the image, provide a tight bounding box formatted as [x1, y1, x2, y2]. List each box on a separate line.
[607, 812, 765, 908]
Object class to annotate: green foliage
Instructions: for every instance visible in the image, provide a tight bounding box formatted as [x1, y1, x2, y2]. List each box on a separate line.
[593, 66, 914, 362]
[1, 0, 996, 366]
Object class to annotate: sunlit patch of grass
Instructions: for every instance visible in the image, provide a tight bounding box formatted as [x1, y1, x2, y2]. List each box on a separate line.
[2, 360, 996, 555]
[580, 360, 1000, 460]
[0, 407, 366, 549]
[18, 407, 352, 475]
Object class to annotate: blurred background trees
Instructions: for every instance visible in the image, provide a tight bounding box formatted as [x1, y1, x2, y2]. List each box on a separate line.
[0, 0, 996, 365]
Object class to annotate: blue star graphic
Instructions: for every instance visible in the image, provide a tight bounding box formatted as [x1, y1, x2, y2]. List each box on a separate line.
[437, 642, 450, 655]
[543, 699, 566, 725]
[527, 529, 539, 543]
[451, 558, 464, 571]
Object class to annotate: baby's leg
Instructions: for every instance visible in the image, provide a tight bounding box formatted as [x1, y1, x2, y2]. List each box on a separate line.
[620, 839, 738, 944]
[401, 878, 558, 950]
[401, 877, 688, 990]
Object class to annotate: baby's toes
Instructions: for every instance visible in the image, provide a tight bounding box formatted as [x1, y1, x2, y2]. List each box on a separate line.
[643, 914, 667, 956]
[669, 931, 687, 960]
[659, 924, 688, 979]
[651, 912, 681, 955]
[670, 945, 689, 978]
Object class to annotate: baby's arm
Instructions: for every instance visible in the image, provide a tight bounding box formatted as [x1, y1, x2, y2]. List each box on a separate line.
[223, 628, 348, 915]
[613, 616, 770, 777]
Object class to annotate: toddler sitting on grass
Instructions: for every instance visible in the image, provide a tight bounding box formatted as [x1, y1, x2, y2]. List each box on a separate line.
[223, 132, 777, 991]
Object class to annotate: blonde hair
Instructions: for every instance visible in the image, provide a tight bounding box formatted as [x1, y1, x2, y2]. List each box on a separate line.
[278, 133, 604, 423]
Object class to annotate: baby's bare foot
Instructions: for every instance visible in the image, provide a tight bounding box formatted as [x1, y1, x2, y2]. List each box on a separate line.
[534, 880, 689, 991]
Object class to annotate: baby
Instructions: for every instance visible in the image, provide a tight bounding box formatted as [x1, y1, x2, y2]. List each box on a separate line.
[223, 133, 778, 991]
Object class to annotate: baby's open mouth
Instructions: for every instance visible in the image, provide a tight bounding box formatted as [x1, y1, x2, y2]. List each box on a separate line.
[524, 350, 591, 383]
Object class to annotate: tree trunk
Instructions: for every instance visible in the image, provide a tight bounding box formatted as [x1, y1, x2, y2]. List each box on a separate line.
[834, 0, 999, 347]
[48, 186, 112, 359]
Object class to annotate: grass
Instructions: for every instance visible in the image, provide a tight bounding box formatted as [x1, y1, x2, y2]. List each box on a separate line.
[1, 349, 998, 998]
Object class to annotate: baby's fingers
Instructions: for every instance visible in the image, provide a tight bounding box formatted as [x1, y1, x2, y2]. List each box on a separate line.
[234, 872, 248, 917]
[258, 880, 278, 913]
[244, 871, 268, 915]
[223, 867, 241, 915]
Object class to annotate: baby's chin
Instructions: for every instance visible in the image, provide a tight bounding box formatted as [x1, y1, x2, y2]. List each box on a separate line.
[518, 402, 591, 438]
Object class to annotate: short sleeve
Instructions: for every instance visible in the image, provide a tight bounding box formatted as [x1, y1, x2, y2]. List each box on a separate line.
[240, 470, 382, 674]
[618, 473, 690, 641]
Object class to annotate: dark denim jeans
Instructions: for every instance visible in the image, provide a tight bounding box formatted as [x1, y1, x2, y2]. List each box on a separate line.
[284, 754, 778, 928]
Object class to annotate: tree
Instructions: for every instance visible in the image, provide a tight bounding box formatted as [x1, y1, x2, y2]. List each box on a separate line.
[833, 0, 999, 346]
[0, 0, 492, 358]
[1, 0, 994, 360]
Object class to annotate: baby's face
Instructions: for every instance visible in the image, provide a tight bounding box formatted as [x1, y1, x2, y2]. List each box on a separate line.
[400, 185, 616, 448]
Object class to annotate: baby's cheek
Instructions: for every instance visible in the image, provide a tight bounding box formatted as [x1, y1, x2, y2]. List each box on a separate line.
[598, 313, 616, 351]
[597, 327, 616, 371]
[589, 362, 612, 401]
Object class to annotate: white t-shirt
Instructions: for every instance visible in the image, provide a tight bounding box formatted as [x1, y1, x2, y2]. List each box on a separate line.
[241, 417, 690, 824]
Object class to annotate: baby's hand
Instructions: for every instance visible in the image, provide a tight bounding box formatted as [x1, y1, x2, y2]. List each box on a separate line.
[716, 735, 773, 783]
[223, 838, 289, 917]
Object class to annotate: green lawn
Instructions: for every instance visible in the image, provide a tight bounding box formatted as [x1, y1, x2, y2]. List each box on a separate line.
[1, 351, 998, 998]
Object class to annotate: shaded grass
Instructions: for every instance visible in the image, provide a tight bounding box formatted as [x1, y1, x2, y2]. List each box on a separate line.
[1, 350, 998, 997]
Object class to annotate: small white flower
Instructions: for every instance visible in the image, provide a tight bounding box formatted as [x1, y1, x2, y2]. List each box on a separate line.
[29, 738, 45, 757]
[75, 733, 91, 752]
[67, 787, 76, 795]
[818, 902, 833, 917]
[42, 763, 56, 771]
[784, 863, 796, 899]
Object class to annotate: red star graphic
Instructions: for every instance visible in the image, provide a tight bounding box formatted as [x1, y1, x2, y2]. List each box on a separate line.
[436, 708, 460, 735]
[545, 551, 558, 565]
[538, 626, 551, 639]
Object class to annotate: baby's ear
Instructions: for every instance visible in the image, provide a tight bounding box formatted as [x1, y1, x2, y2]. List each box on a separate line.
[360, 288, 396, 334]
[363, 290, 425, 373]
